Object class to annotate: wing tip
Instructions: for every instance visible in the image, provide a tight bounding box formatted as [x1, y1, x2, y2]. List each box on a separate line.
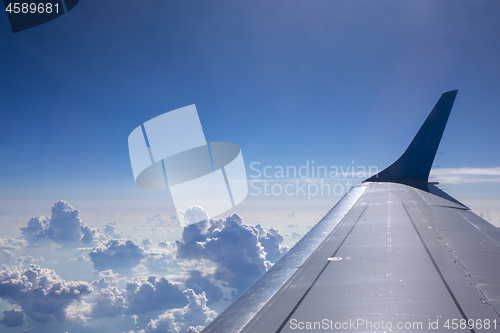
[365, 90, 458, 184]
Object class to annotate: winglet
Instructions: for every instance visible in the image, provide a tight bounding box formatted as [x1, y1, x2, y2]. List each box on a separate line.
[365, 90, 458, 183]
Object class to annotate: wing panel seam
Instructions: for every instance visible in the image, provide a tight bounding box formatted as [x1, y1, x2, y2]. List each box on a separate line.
[402, 202, 475, 333]
[274, 204, 370, 333]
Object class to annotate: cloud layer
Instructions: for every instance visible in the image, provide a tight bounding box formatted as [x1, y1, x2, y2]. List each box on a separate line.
[430, 167, 500, 184]
[5, 201, 289, 332]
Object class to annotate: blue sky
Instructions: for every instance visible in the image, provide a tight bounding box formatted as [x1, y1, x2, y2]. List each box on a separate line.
[1, 1, 500, 332]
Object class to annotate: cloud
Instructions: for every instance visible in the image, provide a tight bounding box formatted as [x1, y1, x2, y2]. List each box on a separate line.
[158, 240, 174, 249]
[0, 264, 92, 323]
[91, 286, 126, 318]
[91, 270, 120, 291]
[147, 289, 216, 333]
[90, 274, 187, 318]
[20, 216, 48, 236]
[185, 270, 223, 305]
[142, 238, 152, 247]
[0, 238, 27, 260]
[0, 308, 24, 327]
[32, 201, 83, 242]
[81, 225, 99, 244]
[176, 208, 287, 296]
[142, 249, 177, 273]
[12, 255, 44, 267]
[67, 254, 89, 262]
[103, 223, 122, 239]
[125, 276, 187, 314]
[430, 167, 500, 184]
[480, 212, 492, 222]
[20, 201, 100, 244]
[1, 250, 14, 260]
[180, 206, 210, 226]
[89, 239, 145, 272]
[256, 225, 288, 263]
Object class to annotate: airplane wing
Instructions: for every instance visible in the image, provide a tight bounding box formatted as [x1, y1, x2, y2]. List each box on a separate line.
[202, 90, 500, 333]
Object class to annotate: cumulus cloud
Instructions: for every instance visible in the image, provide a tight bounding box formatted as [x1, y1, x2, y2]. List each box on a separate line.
[81, 224, 99, 244]
[91, 270, 120, 291]
[175, 208, 287, 296]
[20, 201, 100, 244]
[91, 286, 126, 318]
[0, 265, 92, 323]
[125, 276, 187, 314]
[158, 240, 171, 249]
[0, 308, 24, 327]
[256, 225, 288, 263]
[147, 289, 216, 333]
[89, 239, 145, 272]
[180, 206, 210, 226]
[91, 274, 187, 318]
[185, 270, 223, 305]
[20, 216, 48, 236]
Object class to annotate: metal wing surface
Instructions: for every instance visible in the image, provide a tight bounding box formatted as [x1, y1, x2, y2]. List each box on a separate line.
[202, 90, 500, 333]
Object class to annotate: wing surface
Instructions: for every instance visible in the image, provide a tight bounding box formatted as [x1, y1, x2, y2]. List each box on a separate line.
[202, 91, 500, 333]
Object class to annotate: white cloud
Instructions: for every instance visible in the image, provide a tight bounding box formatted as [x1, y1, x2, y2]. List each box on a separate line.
[179, 206, 209, 225]
[91, 286, 126, 318]
[0, 238, 27, 260]
[142, 249, 178, 273]
[125, 276, 187, 314]
[89, 239, 145, 272]
[67, 254, 90, 262]
[185, 270, 223, 305]
[12, 255, 44, 267]
[142, 238, 152, 247]
[256, 225, 288, 263]
[20, 201, 100, 244]
[6, 202, 289, 331]
[0, 264, 92, 323]
[175, 208, 287, 296]
[90, 275, 187, 318]
[91, 270, 120, 291]
[430, 167, 500, 184]
[0, 238, 27, 251]
[147, 289, 216, 333]
[103, 223, 123, 239]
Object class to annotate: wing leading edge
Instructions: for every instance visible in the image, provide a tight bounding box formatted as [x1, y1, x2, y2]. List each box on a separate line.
[202, 91, 500, 333]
